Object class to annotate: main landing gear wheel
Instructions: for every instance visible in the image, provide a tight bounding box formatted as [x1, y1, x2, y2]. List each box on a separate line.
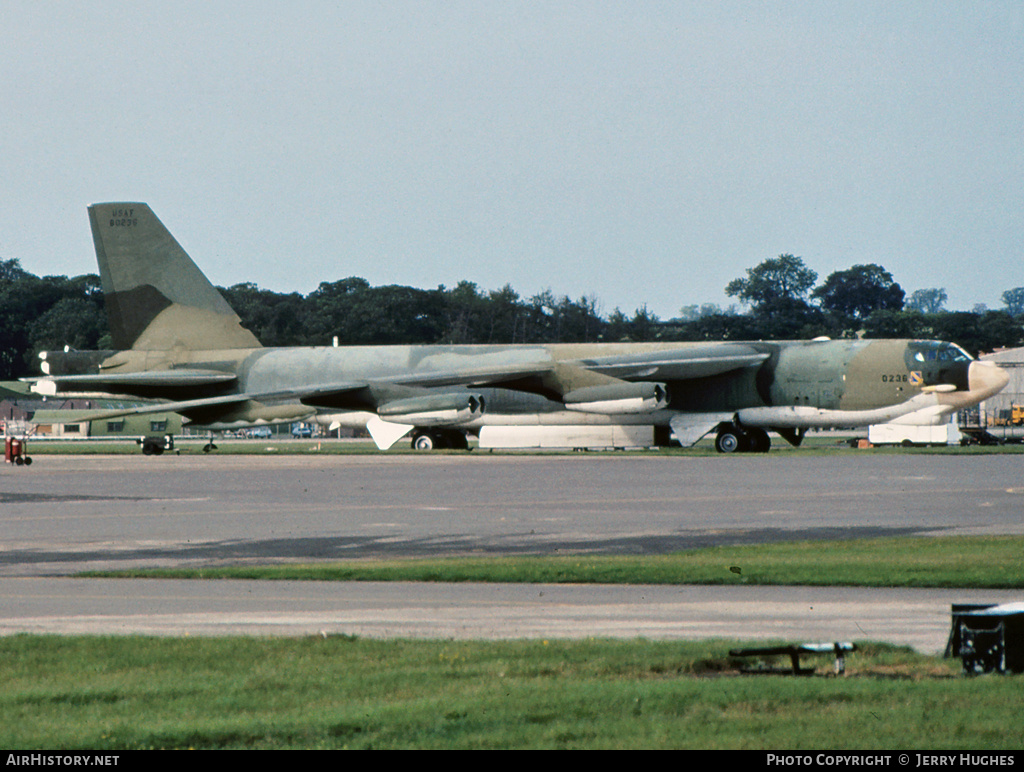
[411, 429, 470, 451]
[714, 424, 771, 454]
[714, 427, 744, 453]
[746, 428, 771, 453]
[412, 432, 436, 451]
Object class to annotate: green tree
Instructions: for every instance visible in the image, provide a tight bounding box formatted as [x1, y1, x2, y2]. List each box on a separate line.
[678, 311, 763, 342]
[931, 310, 1023, 357]
[0, 262, 108, 378]
[725, 254, 817, 309]
[604, 308, 631, 342]
[27, 297, 107, 353]
[344, 285, 445, 344]
[1001, 287, 1024, 317]
[524, 290, 562, 343]
[485, 284, 525, 343]
[300, 277, 373, 344]
[812, 264, 904, 321]
[441, 281, 488, 344]
[554, 295, 604, 342]
[906, 288, 947, 314]
[861, 309, 928, 339]
[0, 259, 35, 377]
[599, 306, 660, 342]
[221, 283, 305, 346]
[627, 305, 660, 342]
[725, 254, 826, 337]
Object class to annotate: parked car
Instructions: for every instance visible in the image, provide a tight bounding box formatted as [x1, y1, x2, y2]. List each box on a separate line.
[245, 426, 273, 439]
[291, 422, 313, 438]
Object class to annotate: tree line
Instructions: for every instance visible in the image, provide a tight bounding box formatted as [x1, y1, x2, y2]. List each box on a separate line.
[705, 255, 1024, 357]
[1, 254, 1022, 380]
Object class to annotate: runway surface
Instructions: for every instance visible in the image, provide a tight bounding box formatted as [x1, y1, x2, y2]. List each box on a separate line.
[2, 450, 1022, 651]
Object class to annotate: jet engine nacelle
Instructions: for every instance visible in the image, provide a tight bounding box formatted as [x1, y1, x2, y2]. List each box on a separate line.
[564, 382, 668, 414]
[377, 392, 485, 426]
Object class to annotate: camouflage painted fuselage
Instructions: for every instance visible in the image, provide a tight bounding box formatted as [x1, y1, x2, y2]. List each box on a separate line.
[68, 336, 988, 427]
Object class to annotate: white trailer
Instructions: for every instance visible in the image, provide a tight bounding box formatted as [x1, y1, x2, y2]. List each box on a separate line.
[867, 421, 962, 446]
[478, 425, 655, 450]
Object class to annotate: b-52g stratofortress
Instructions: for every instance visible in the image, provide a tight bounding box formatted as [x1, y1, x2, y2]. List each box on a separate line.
[27, 203, 1009, 452]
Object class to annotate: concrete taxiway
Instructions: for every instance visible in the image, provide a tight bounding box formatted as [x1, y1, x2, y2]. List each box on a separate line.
[1, 577, 1019, 653]
[2, 450, 1021, 651]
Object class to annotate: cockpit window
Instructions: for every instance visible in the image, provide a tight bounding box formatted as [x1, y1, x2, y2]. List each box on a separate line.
[910, 341, 972, 363]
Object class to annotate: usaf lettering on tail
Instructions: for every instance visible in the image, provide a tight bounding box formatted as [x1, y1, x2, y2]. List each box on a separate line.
[26, 203, 1009, 452]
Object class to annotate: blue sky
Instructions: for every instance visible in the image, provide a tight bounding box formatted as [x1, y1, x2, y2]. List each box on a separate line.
[2, 1, 1021, 320]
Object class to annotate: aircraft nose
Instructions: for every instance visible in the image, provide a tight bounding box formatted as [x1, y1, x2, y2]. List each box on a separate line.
[968, 360, 1010, 399]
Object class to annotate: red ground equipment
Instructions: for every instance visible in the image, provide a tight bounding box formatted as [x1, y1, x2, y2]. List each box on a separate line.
[4, 436, 32, 466]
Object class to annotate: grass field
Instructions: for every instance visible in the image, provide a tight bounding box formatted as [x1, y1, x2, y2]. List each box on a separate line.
[3, 635, 1021, 750]
[20, 533, 1013, 749]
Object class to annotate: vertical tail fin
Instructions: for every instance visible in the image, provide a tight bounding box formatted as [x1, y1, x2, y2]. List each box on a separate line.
[89, 203, 262, 351]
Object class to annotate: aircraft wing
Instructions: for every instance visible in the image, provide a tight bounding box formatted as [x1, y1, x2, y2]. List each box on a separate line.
[74, 393, 296, 421]
[374, 362, 555, 390]
[71, 381, 368, 422]
[375, 343, 768, 390]
[578, 344, 769, 380]
[26, 369, 238, 396]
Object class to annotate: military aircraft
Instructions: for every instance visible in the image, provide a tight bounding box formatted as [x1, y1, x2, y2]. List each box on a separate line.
[26, 202, 1009, 452]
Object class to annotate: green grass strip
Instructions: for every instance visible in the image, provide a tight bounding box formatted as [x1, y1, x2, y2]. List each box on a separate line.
[2, 635, 1021, 750]
[81, 535, 1024, 589]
